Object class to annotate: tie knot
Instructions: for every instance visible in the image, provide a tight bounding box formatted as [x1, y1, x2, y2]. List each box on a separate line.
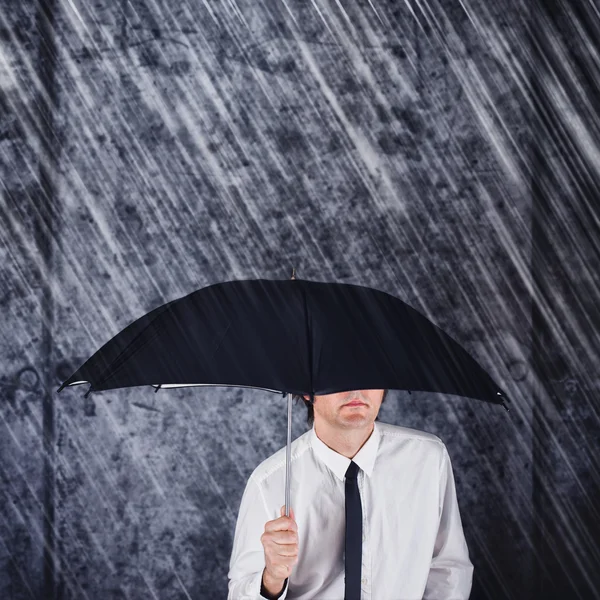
[345, 460, 360, 480]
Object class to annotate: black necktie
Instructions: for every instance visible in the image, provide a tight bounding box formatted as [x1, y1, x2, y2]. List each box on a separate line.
[344, 460, 362, 600]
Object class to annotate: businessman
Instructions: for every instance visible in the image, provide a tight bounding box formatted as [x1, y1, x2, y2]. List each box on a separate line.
[227, 389, 473, 599]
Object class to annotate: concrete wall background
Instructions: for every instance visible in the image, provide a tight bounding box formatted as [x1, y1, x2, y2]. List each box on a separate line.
[0, 0, 598, 599]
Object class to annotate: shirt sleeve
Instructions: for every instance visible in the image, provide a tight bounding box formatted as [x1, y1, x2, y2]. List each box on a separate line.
[227, 474, 290, 600]
[423, 445, 474, 600]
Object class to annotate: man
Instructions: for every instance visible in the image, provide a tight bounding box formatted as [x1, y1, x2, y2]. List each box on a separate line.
[227, 389, 474, 599]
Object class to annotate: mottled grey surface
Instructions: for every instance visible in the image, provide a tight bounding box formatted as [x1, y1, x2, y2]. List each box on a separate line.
[1, 0, 598, 599]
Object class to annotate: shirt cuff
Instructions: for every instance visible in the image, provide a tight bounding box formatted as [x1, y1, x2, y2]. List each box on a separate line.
[259, 572, 289, 600]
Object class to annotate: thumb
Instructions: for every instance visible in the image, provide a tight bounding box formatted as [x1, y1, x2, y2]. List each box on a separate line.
[280, 505, 295, 519]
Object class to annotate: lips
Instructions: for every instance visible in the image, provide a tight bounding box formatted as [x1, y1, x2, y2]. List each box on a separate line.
[344, 402, 366, 407]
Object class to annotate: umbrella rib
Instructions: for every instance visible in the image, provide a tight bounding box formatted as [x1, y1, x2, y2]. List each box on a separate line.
[92, 302, 175, 390]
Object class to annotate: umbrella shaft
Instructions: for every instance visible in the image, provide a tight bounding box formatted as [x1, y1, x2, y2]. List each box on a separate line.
[285, 393, 292, 517]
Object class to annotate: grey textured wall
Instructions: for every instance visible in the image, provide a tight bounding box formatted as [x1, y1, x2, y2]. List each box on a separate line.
[1, 0, 598, 599]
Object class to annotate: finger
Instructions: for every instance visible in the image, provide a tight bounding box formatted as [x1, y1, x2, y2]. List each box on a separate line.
[272, 546, 299, 557]
[270, 532, 298, 545]
[268, 520, 298, 534]
[266, 517, 297, 533]
[270, 538, 298, 549]
[274, 505, 298, 531]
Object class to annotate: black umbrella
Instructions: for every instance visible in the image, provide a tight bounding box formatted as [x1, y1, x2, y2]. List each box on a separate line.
[58, 270, 510, 516]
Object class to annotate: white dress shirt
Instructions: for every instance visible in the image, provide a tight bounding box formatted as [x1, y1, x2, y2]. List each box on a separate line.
[228, 420, 473, 600]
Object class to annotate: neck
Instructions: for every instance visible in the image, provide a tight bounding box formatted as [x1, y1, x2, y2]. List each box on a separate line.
[314, 420, 375, 459]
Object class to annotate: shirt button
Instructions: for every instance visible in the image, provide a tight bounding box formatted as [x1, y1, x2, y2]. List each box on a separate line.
[361, 578, 368, 584]
[362, 533, 366, 541]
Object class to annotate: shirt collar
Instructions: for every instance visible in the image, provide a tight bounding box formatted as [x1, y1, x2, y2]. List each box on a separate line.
[309, 420, 381, 481]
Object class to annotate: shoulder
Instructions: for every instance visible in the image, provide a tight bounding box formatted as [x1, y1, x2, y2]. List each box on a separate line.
[249, 428, 313, 485]
[376, 421, 450, 481]
[376, 421, 446, 455]
[376, 420, 444, 444]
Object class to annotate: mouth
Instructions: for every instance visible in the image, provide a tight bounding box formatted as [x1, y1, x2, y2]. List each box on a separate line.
[343, 402, 367, 407]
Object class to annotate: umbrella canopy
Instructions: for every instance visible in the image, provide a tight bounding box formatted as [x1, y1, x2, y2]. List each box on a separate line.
[57, 276, 510, 410]
[57, 273, 511, 531]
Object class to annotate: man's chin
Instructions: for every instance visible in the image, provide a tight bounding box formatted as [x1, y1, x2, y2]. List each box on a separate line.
[339, 415, 372, 427]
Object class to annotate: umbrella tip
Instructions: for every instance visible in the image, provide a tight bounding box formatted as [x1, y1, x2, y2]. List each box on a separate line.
[497, 391, 510, 412]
